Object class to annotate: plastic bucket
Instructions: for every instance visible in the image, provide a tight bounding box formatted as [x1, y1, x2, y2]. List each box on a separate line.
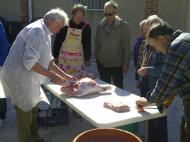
[73, 128, 142, 142]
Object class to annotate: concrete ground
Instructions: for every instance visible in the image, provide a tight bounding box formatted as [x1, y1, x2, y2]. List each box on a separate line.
[0, 60, 184, 142]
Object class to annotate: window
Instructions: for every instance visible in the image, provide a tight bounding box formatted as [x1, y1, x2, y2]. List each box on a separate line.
[72, 0, 109, 10]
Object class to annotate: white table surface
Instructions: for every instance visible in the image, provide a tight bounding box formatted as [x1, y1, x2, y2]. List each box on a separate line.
[43, 79, 167, 128]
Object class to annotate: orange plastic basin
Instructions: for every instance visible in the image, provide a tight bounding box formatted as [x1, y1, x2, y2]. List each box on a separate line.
[73, 128, 142, 142]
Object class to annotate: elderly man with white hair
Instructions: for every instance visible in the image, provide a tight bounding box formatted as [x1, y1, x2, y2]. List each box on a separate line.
[0, 8, 72, 142]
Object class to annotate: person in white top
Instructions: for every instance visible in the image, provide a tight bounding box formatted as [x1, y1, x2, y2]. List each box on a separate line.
[0, 8, 73, 142]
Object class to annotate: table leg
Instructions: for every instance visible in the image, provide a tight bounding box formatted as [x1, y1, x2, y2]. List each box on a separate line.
[145, 120, 149, 142]
[44, 91, 54, 129]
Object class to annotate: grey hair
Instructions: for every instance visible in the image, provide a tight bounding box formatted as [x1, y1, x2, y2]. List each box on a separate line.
[104, 0, 118, 10]
[145, 15, 164, 27]
[43, 8, 69, 24]
[139, 19, 146, 28]
[144, 15, 164, 36]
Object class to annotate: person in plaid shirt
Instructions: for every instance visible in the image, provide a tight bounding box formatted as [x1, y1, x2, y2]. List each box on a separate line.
[137, 15, 168, 142]
[136, 22, 190, 142]
[136, 15, 164, 97]
[133, 20, 146, 95]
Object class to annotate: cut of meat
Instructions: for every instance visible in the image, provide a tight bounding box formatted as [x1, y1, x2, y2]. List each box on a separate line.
[136, 105, 145, 112]
[61, 78, 111, 97]
[104, 101, 130, 113]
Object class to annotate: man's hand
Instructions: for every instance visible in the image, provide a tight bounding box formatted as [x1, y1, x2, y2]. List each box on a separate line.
[136, 97, 150, 112]
[64, 74, 76, 81]
[48, 60, 76, 81]
[62, 80, 77, 88]
[85, 61, 91, 67]
[49, 72, 65, 85]
[137, 67, 147, 76]
[123, 65, 128, 74]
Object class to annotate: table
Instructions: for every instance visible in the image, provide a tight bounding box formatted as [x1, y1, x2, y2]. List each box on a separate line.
[43, 79, 167, 128]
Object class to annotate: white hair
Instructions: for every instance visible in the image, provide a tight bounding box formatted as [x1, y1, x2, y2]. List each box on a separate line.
[140, 19, 146, 28]
[145, 15, 164, 26]
[104, 0, 118, 10]
[144, 15, 164, 37]
[43, 8, 69, 24]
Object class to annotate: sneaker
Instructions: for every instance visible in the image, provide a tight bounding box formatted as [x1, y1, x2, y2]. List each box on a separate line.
[0, 119, 5, 128]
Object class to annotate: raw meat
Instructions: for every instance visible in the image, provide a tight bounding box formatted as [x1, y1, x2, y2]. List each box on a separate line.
[136, 105, 145, 112]
[61, 78, 111, 97]
[104, 101, 130, 112]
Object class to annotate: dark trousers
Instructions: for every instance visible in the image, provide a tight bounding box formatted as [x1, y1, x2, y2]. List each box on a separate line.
[148, 117, 168, 142]
[97, 61, 123, 89]
[181, 95, 190, 142]
[0, 98, 7, 120]
[139, 77, 149, 97]
[141, 85, 167, 142]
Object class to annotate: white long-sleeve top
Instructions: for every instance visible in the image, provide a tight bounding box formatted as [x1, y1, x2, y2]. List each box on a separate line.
[0, 19, 52, 111]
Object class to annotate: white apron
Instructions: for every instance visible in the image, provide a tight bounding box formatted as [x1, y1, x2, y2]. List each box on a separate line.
[58, 27, 85, 75]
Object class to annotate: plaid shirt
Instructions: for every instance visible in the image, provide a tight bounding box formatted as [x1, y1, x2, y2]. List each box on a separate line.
[141, 44, 154, 67]
[148, 30, 190, 110]
[133, 36, 144, 80]
[134, 36, 144, 68]
[136, 40, 146, 69]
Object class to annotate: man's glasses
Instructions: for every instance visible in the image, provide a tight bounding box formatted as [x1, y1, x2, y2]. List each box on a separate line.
[104, 13, 114, 16]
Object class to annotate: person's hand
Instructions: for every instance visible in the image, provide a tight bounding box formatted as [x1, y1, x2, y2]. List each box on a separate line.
[136, 97, 150, 107]
[85, 61, 91, 67]
[49, 73, 65, 85]
[64, 74, 76, 81]
[62, 80, 77, 88]
[53, 58, 58, 65]
[136, 97, 150, 112]
[123, 65, 128, 74]
[137, 67, 147, 76]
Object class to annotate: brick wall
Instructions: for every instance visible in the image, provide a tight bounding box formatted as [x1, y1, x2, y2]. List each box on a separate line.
[146, 0, 158, 17]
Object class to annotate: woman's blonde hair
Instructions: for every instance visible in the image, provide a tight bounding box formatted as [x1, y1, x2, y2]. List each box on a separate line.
[72, 4, 85, 15]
